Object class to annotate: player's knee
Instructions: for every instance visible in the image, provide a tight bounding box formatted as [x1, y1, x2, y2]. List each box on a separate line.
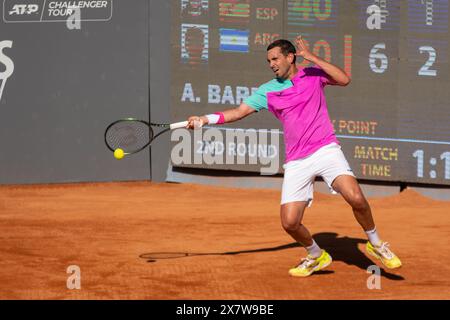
[281, 218, 300, 232]
[280, 203, 305, 232]
[350, 192, 369, 211]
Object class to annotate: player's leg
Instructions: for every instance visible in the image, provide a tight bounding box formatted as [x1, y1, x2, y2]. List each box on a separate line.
[331, 175, 375, 232]
[280, 202, 332, 277]
[280, 164, 318, 252]
[281, 160, 332, 277]
[317, 144, 379, 235]
[331, 175, 401, 269]
[280, 201, 313, 246]
[318, 144, 402, 269]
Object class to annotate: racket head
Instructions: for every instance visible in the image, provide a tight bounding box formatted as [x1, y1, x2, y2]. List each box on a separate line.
[104, 118, 154, 154]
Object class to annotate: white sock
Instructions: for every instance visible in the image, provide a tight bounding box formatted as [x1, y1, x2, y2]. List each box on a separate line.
[366, 227, 381, 247]
[305, 240, 322, 258]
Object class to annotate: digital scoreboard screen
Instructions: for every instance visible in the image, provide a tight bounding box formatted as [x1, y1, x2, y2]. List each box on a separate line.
[170, 0, 450, 186]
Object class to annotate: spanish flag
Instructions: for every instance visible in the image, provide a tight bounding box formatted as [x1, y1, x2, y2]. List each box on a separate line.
[219, 0, 250, 23]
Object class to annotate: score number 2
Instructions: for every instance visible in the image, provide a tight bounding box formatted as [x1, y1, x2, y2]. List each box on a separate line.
[369, 44, 438, 76]
[418, 46, 437, 76]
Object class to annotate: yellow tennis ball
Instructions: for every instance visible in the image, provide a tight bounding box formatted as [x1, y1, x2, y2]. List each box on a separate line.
[114, 148, 125, 160]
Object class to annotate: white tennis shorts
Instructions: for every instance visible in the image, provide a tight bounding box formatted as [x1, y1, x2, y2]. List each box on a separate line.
[281, 142, 355, 206]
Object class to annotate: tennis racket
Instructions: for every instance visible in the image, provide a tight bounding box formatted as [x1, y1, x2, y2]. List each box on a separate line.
[104, 118, 189, 157]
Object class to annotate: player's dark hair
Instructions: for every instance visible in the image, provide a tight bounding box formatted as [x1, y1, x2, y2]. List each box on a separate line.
[267, 39, 297, 64]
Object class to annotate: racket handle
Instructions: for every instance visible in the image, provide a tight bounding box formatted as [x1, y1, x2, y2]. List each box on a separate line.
[169, 121, 189, 129]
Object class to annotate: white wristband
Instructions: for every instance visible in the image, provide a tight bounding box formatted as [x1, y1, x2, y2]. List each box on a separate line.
[205, 114, 220, 125]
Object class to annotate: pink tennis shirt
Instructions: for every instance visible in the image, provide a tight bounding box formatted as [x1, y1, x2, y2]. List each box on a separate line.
[244, 66, 339, 163]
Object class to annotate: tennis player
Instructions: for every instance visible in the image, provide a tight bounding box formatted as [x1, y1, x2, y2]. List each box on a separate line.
[187, 38, 402, 277]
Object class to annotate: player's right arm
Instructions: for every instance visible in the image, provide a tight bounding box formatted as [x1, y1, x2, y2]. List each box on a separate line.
[186, 103, 257, 129]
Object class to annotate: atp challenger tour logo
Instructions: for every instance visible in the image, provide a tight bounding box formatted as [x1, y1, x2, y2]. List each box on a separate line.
[3, 0, 113, 22]
[0, 40, 14, 104]
[8, 3, 39, 15]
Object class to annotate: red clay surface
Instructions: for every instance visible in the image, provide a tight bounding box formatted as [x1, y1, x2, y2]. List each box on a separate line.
[0, 181, 449, 299]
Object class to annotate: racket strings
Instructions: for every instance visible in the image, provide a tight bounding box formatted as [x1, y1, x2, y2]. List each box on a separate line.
[105, 121, 153, 153]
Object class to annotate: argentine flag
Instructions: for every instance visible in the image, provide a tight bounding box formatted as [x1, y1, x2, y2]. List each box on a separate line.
[219, 29, 249, 53]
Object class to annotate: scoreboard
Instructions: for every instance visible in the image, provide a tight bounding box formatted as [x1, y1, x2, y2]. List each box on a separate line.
[170, 0, 450, 186]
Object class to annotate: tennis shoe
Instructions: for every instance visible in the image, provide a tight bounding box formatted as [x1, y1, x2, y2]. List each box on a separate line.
[366, 241, 402, 269]
[289, 250, 332, 277]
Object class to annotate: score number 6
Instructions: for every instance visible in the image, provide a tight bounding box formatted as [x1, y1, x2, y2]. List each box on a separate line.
[369, 43, 437, 76]
[369, 43, 388, 73]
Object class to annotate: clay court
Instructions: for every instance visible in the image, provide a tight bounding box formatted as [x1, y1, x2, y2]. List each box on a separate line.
[0, 181, 448, 300]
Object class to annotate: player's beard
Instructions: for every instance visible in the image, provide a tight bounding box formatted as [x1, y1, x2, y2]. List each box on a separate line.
[274, 66, 289, 80]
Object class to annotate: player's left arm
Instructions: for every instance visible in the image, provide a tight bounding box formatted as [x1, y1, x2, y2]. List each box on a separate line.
[296, 36, 351, 86]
